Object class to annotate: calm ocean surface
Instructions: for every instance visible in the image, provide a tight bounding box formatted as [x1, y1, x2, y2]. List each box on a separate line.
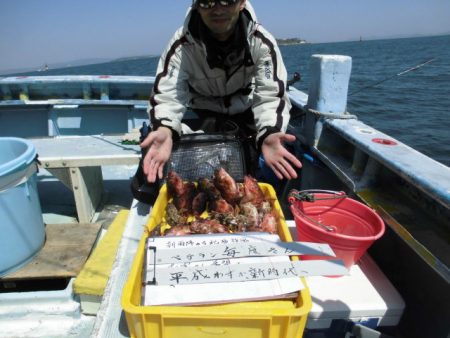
[7, 35, 450, 166]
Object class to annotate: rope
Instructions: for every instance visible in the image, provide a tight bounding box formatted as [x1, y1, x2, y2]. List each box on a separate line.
[306, 107, 358, 120]
[288, 189, 347, 203]
[287, 189, 347, 233]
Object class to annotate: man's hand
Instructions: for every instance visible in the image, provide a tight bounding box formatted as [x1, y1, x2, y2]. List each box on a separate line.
[261, 132, 302, 180]
[140, 127, 173, 183]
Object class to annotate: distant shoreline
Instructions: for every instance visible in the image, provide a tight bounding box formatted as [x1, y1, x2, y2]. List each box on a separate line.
[3, 34, 449, 76]
[276, 38, 307, 46]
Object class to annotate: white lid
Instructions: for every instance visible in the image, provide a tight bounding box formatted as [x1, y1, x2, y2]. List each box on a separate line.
[306, 254, 405, 329]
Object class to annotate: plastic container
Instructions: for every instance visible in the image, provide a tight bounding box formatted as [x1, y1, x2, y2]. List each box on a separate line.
[122, 183, 312, 338]
[289, 190, 385, 269]
[0, 137, 45, 276]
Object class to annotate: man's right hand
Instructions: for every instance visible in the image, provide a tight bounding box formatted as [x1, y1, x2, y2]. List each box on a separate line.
[140, 126, 173, 183]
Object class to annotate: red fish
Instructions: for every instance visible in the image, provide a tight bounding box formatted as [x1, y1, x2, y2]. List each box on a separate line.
[241, 175, 266, 208]
[213, 168, 242, 205]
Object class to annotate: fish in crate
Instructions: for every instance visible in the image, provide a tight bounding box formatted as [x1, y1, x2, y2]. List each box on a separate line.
[160, 168, 280, 236]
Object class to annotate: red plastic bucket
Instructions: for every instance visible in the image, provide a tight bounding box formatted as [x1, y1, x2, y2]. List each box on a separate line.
[289, 190, 385, 269]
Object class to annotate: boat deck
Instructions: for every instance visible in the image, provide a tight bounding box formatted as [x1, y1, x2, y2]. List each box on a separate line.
[1, 69, 448, 337]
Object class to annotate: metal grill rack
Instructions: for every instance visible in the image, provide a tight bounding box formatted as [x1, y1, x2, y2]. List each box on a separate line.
[163, 133, 246, 182]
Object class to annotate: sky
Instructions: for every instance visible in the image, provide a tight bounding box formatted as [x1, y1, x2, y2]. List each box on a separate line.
[1, 0, 450, 73]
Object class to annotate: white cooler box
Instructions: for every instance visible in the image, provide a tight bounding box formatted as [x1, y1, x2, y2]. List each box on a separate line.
[304, 253, 405, 336]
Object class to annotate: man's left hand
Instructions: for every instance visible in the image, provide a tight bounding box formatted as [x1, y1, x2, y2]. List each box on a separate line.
[261, 132, 302, 180]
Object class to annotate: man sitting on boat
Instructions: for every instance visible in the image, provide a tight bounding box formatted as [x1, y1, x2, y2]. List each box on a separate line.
[141, 0, 302, 182]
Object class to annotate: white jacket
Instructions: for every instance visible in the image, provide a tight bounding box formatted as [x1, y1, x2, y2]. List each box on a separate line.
[149, 1, 291, 147]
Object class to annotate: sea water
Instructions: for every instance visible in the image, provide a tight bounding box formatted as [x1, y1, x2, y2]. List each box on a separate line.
[282, 35, 450, 167]
[5, 35, 450, 166]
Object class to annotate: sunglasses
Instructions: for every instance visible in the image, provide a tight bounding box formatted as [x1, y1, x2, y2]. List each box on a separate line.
[197, 0, 240, 9]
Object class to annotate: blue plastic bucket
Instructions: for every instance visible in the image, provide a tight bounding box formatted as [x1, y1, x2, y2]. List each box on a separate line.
[0, 137, 45, 276]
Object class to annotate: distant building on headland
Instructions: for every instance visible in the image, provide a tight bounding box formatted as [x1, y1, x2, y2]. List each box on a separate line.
[276, 38, 307, 45]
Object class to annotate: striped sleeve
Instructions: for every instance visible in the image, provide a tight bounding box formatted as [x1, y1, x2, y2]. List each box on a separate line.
[148, 31, 189, 138]
[252, 28, 291, 149]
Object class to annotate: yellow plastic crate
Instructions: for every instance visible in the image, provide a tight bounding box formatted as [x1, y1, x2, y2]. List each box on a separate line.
[122, 183, 312, 338]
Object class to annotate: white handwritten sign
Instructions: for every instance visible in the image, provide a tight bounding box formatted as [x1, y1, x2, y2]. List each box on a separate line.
[142, 255, 303, 306]
[144, 233, 347, 287]
[142, 233, 348, 305]
[145, 257, 346, 286]
[147, 232, 280, 249]
[148, 240, 335, 265]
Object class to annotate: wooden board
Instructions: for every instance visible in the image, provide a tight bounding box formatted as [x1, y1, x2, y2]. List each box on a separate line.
[0, 223, 101, 281]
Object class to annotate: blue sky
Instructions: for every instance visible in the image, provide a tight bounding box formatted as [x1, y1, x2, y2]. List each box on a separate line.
[1, 0, 450, 73]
